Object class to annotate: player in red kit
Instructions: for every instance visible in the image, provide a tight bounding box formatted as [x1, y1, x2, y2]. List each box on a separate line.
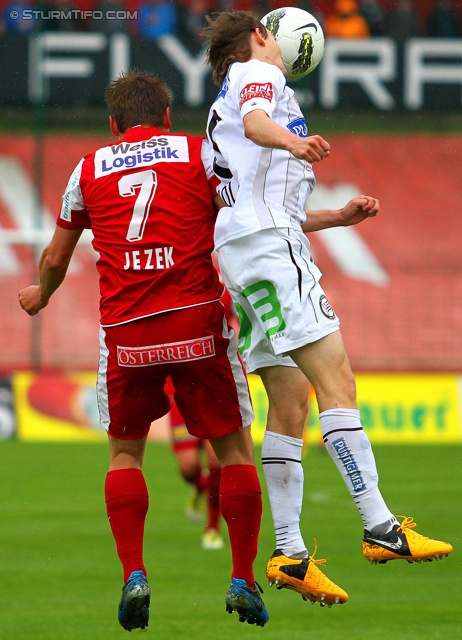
[19, 71, 268, 630]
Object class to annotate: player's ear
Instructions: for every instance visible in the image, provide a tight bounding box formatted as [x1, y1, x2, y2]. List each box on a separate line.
[109, 115, 121, 137]
[254, 28, 267, 46]
[163, 108, 172, 131]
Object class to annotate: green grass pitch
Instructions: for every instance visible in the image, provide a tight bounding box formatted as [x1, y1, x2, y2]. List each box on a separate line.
[0, 441, 460, 639]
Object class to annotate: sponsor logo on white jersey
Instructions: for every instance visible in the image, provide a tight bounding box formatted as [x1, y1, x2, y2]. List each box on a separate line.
[94, 135, 190, 178]
[217, 75, 229, 100]
[239, 82, 273, 108]
[287, 117, 308, 138]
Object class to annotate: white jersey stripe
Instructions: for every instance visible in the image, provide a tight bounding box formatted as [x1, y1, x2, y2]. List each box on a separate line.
[97, 326, 110, 432]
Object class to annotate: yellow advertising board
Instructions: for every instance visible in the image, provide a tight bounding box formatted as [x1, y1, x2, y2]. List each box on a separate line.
[13, 371, 266, 443]
[12, 370, 172, 442]
[10, 370, 462, 444]
[247, 372, 462, 445]
[13, 371, 105, 442]
[355, 373, 461, 443]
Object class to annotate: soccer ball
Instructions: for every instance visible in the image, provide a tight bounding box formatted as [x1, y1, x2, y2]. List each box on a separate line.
[261, 7, 325, 81]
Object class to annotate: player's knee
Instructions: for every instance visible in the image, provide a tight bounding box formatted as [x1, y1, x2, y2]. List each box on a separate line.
[177, 462, 200, 484]
[209, 428, 254, 467]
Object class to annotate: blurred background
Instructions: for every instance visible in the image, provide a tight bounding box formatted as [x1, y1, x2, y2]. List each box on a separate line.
[0, 7, 461, 639]
[0, 0, 461, 444]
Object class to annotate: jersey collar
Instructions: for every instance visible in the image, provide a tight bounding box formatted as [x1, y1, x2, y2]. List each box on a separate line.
[120, 125, 165, 142]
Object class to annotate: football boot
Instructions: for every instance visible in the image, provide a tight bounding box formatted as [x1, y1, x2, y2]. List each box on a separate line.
[225, 578, 269, 627]
[363, 515, 453, 564]
[266, 545, 348, 607]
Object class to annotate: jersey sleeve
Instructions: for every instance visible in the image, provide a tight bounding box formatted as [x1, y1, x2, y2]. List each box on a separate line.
[201, 138, 220, 197]
[217, 176, 238, 207]
[237, 61, 283, 120]
[57, 158, 91, 230]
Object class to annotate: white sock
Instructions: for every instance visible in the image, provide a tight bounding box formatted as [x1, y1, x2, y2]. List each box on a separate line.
[319, 408, 396, 532]
[261, 431, 307, 557]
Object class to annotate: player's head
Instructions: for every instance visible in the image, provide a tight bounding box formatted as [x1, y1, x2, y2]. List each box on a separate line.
[105, 69, 172, 134]
[202, 11, 268, 85]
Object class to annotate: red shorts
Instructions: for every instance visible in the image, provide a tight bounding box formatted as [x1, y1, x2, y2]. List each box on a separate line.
[97, 301, 254, 441]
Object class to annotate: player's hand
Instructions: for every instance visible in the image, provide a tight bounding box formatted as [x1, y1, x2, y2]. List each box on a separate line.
[18, 285, 48, 316]
[289, 134, 330, 163]
[339, 195, 380, 226]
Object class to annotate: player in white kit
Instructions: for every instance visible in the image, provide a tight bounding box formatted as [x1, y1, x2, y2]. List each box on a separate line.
[203, 10, 453, 607]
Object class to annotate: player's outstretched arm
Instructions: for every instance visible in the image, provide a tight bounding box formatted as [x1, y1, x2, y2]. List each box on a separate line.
[302, 195, 380, 233]
[19, 226, 83, 316]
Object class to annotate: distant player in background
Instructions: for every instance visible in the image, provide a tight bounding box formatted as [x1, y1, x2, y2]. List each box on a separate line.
[166, 376, 224, 550]
[19, 70, 269, 630]
[202, 10, 453, 608]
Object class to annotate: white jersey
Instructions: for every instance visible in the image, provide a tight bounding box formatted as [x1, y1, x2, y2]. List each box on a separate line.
[207, 59, 316, 250]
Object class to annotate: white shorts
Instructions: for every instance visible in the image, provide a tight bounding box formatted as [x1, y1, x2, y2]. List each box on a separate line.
[217, 227, 340, 372]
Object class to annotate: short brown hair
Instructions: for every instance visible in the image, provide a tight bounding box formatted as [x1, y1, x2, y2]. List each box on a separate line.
[202, 11, 267, 86]
[105, 70, 172, 134]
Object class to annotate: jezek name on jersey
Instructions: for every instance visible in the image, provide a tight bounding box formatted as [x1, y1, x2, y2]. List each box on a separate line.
[123, 246, 174, 271]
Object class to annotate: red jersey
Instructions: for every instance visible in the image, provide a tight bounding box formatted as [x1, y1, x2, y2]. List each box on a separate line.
[57, 126, 223, 326]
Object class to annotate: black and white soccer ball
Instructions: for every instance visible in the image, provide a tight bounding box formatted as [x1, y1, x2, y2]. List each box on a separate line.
[261, 7, 325, 81]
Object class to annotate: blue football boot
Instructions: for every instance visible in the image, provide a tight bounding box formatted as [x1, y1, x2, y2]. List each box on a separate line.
[225, 578, 269, 627]
[118, 570, 150, 631]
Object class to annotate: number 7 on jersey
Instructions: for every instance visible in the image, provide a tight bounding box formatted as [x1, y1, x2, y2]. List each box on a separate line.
[118, 169, 157, 242]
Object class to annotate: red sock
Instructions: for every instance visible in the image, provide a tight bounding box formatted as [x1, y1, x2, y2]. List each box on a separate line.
[105, 468, 149, 582]
[206, 465, 221, 531]
[220, 465, 262, 588]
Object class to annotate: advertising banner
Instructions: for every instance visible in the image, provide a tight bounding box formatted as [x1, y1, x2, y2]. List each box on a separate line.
[12, 371, 169, 442]
[1, 33, 462, 110]
[355, 373, 462, 443]
[248, 373, 462, 445]
[13, 371, 105, 441]
[9, 371, 462, 444]
[0, 378, 16, 440]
